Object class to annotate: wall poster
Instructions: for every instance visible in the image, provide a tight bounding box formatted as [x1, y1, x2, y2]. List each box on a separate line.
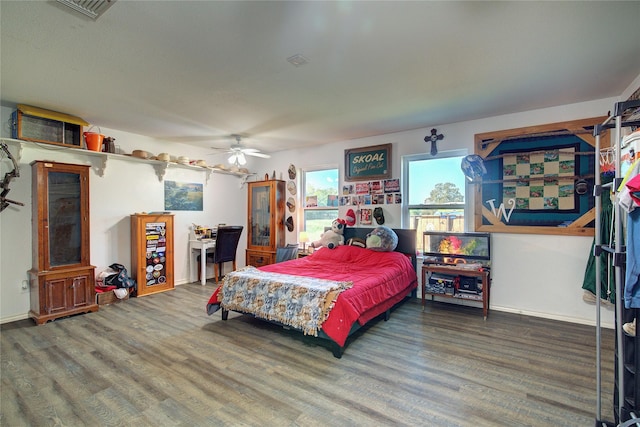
[340, 178, 402, 206]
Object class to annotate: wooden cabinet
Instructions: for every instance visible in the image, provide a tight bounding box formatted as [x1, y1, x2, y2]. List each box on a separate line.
[29, 161, 98, 324]
[422, 264, 491, 319]
[246, 180, 285, 267]
[130, 213, 174, 297]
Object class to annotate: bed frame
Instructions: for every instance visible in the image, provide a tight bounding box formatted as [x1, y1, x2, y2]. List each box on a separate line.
[221, 227, 417, 358]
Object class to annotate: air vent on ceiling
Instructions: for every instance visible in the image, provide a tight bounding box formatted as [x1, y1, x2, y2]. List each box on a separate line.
[56, 0, 116, 20]
[287, 54, 310, 67]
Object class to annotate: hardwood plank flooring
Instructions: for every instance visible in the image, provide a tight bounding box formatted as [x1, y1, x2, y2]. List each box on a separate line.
[1, 283, 615, 426]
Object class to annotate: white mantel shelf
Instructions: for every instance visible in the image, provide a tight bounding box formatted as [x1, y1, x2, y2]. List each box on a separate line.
[1, 138, 255, 184]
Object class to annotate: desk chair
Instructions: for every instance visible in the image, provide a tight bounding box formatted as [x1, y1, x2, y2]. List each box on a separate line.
[197, 225, 243, 283]
[275, 243, 299, 263]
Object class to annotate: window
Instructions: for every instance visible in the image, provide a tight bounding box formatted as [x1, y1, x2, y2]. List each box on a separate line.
[403, 150, 468, 256]
[302, 167, 339, 244]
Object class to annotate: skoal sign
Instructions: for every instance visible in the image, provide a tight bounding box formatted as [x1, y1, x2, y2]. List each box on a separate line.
[344, 143, 392, 181]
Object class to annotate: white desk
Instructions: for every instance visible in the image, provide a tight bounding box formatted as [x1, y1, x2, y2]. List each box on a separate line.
[189, 238, 216, 285]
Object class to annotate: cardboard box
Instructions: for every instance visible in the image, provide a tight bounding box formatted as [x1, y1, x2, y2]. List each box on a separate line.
[96, 289, 129, 305]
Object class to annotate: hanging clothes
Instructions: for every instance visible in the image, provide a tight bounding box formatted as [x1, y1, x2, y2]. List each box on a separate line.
[624, 208, 640, 308]
[624, 175, 640, 309]
[582, 179, 616, 304]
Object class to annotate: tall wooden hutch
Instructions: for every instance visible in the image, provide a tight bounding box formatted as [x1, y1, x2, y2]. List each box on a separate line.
[29, 161, 98, 324]
[246, 179, 285, 267]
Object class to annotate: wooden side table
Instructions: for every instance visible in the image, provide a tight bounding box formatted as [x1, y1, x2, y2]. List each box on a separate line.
[422, 264, 491, 319]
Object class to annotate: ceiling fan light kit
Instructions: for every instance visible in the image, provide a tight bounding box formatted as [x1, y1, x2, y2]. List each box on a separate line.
[228, 152, 247, 166]
[211, 134, 271, 166]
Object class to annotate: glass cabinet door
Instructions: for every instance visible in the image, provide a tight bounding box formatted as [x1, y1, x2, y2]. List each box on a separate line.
[47, 171, 82, 267]
[250, 184, 272, 248]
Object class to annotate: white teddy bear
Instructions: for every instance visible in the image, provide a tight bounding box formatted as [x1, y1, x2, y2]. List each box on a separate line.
[310, 219, 345, 250]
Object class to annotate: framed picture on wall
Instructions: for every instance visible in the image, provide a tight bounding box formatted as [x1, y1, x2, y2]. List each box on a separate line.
[473, 117, 608, 236]
[344, 143, 391, 181]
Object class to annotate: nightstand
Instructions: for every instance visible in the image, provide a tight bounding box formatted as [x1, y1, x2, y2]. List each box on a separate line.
[297, 251, 310, 258]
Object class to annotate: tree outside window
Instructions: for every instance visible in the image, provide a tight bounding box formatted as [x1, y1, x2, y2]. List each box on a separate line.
[403, 151, 468, 256]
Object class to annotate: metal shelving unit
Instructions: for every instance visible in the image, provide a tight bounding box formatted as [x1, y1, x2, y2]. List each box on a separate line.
[594, 99, 640, 427]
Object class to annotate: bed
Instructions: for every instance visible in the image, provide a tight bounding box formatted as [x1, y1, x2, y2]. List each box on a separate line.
[206, 227, 418, 358]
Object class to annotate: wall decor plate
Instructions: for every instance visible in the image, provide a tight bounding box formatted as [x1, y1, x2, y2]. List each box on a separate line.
[287, 197, 296, 212]
[287, 180, 296, 195]
[288, 164, 296, 180]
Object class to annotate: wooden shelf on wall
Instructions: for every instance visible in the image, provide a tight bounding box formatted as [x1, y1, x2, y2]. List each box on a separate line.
[0, 137, 255, 183]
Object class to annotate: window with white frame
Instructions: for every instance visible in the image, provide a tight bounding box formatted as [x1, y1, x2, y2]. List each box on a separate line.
[301, 167, 339, 246]
[403, 150, 468, 256]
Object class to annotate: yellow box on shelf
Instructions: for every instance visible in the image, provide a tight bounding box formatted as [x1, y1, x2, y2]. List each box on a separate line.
[11, 104, 89, 148]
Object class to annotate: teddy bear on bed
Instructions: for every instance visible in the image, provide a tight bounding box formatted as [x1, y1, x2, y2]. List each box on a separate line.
[310, 219, 345, 249]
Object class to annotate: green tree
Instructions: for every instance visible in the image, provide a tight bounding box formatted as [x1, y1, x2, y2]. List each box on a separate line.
[308, 185, 336, 207]
[427, 182, 463, 204]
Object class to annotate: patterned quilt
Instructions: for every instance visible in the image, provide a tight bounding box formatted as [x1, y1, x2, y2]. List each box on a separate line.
[221, 266, 353, 336]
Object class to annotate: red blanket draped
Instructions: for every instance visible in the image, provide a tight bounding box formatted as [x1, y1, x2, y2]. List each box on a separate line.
[208, 245, 417, 347]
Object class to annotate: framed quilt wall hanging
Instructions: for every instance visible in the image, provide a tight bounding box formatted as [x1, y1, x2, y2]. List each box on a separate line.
[473, 117, 609, 236]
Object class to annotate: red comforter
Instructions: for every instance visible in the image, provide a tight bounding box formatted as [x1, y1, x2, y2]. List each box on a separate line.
[231, 245, 417, 347]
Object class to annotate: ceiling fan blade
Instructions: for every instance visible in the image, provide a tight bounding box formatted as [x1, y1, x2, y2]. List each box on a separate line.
[210, 146, 232, 153]
[244, 151, 271, 158]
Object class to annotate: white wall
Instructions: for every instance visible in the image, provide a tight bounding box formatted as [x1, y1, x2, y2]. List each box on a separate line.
[0, 92, 630, 326]
[0, 105, 252, 322]
[260, 96, 624, 328]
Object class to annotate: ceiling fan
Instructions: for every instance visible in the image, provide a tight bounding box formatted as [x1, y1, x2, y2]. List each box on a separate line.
[211, 135, 271, 166]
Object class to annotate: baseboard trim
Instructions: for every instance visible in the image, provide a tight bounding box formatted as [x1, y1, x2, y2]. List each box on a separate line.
[491, 305, 615, 329]
[414, 295, 615, 329]
[0, 312, 29, 325]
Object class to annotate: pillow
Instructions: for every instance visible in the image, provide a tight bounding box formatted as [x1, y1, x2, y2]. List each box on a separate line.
[345, 237, 366, 248]
[365, 226, 398, 252]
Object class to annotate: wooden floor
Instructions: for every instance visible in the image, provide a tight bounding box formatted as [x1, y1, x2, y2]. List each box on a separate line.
[1, 283, 615, 427]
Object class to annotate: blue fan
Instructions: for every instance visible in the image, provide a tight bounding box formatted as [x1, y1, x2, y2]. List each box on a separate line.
[461, 155, 487, 182]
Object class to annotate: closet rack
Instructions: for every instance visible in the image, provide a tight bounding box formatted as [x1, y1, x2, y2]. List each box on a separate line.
[594, 99, 640, 427]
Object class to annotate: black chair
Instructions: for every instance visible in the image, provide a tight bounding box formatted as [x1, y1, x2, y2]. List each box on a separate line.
[197, 225, 243, 283]
[275, 243, 299, 263]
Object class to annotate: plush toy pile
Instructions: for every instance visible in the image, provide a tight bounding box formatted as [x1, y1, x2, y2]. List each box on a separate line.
[345, 226, 398, 252]
[310, 214, 398, 253]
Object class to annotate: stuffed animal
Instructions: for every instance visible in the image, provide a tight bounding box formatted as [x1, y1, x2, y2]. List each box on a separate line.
[365, 226, 398, 251]
[310, 219, 345, 249]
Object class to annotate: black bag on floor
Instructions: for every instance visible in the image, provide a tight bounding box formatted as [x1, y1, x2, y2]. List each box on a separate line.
[105, 263, 136, 289]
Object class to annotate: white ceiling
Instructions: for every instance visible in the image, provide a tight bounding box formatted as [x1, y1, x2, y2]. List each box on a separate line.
[1, 1, 639, 154]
